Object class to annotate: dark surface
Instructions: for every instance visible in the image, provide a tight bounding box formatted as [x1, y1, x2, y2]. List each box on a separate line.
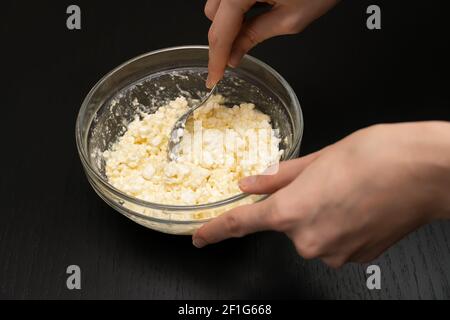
[1, 0, 450, 299]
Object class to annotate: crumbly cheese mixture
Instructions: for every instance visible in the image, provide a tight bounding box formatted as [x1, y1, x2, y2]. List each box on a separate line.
[103, 95, 282, 205]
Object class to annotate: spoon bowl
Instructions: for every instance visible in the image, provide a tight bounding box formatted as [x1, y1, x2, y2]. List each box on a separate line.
[167, 84, 217, 161]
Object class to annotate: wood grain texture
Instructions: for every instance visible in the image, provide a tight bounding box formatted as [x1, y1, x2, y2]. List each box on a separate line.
[1, 0, 449, 299]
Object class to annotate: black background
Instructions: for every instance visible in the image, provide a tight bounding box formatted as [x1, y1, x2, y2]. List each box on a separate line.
[1, 0, 450, 299]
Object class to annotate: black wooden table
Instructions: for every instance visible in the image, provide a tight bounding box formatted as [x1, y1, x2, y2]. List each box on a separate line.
[1, 0, 449, 299]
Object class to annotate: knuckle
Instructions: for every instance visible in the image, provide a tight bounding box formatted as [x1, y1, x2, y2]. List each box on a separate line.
[225, 0, 246, 10]
[242, 27, 260, 47]
[279, 14, 302, 34]
[208, 27, 219, 47]
[266, 196, 285, 230]
[225, 214, 242, 237]
[323, 257, 346, 269]
[204, 5, 214, 20]
[293, 236, 321, 260]
[299, 244, 320, 260]
[204, 0, 218, 20]
[266, 210, 281, 231]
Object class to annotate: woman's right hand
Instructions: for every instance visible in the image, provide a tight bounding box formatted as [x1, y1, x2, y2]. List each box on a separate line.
[204, 0, 340, 88]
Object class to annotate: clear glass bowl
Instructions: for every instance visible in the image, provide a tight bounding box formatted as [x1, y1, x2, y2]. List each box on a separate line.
[76, 46, 303, 235]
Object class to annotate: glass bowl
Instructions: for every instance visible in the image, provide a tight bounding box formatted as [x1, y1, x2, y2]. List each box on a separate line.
[76, 46, 303, 235]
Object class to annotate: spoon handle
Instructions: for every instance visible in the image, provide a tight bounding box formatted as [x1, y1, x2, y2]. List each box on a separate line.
[192, 83, 217, 112]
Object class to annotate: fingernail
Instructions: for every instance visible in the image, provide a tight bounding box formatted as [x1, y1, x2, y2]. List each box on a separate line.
[262, 164, 279, 175]
[239, 175, 257, 190]
[193, 237, 208, 248]
[228, 52, 241, 69]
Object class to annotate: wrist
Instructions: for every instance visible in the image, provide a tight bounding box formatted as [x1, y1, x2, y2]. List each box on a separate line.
[410, 121, 450, 220]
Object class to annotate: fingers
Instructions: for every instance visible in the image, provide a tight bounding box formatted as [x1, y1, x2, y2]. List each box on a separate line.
[206, 0, 256, 88]
[239, 150, 322, 194]
[192, 150, 326, 249]
[204, 0, 221, 21]
[228, 6, 301, 67]
[193, 196, 276, 248]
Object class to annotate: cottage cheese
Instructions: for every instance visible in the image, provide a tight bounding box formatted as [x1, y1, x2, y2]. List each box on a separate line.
[103, 95, 282, 205]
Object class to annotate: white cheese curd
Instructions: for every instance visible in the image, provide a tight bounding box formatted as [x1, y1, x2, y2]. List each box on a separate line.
[104, 95, 283, 206]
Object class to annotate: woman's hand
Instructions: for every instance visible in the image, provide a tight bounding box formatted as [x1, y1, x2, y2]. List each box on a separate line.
[192, 122, 450, 268]
[204, 0, 340, 88]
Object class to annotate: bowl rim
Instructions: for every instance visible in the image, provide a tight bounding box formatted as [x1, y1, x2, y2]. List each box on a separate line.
[76, 45, 303, 212]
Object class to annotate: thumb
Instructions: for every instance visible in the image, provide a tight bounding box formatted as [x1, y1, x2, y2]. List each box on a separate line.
[239, 150, 322, 194]
[193, 195, 276, 248]
[228, 6, 302, 67]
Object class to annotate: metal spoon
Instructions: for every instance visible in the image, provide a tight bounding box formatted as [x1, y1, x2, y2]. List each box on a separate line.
[167, 84, 218, 161]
